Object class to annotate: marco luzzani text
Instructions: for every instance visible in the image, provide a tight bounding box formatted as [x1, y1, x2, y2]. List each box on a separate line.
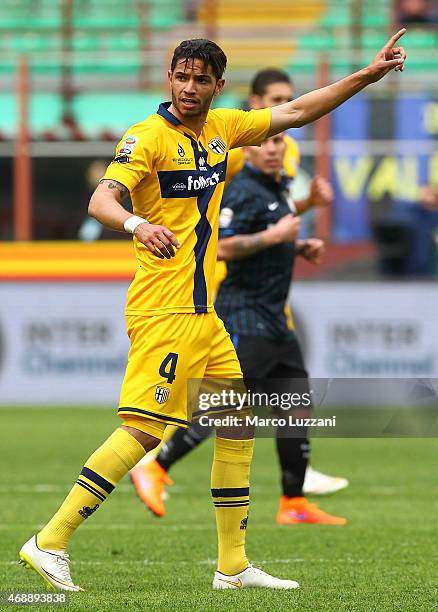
[196, 390, 337, 429]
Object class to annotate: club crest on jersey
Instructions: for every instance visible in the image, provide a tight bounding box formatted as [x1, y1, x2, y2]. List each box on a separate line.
[208, 136, 227, 155]
[155, 386, 171, 404]
[178, 143, 185, 157]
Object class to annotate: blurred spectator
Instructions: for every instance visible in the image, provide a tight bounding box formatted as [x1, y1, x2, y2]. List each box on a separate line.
[184, 0, 199, 21]
[396, 0, 438, 25]
[373, 185, 438, 277]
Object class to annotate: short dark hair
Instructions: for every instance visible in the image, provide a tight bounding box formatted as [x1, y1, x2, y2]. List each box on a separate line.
[171, 39, 227, 81]
[250, 68, 292, 96]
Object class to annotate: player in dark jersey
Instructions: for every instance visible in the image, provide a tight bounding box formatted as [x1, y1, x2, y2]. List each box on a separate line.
[215, 134, 346, 524]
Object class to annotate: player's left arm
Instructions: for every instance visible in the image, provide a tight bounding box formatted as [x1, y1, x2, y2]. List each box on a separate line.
[295, 176, 334, 214]
[268, 29, 407, 135]
[218, 215, 301, 261]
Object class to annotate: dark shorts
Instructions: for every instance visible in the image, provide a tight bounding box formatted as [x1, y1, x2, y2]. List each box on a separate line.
[233, 334, 308, 379]
[233, 334, 312, 420]
[190, 334, 311, 433]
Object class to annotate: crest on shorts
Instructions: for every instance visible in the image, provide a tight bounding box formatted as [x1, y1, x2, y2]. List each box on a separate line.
[208, 136, 227, 155]
[155, 386, 171, 404]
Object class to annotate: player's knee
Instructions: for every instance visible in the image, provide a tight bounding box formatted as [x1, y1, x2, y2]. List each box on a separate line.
[121, 425, 161, 452]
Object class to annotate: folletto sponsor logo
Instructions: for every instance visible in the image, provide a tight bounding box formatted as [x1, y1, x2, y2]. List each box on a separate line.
[187, 172, 220, 191]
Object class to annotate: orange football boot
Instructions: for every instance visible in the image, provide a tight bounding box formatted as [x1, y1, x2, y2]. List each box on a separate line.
[276, 496, 347, 525]
[130, 458, 173, 517]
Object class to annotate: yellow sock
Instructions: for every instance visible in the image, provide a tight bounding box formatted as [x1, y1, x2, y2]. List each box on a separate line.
[38, 428, 146, 550]
[211, 437, 254, 575]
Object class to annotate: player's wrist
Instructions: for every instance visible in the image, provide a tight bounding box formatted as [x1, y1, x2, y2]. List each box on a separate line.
[123, 215, 148, 234]
[262, 227, 280, 246]
[295, 196, 311, 214]
[296, 240, 308, 255]
[358, 66, 375, 85]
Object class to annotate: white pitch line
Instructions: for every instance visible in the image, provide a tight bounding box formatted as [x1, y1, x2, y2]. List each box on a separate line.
[3, 558, 326, 567]
[78, 557, 363, 566]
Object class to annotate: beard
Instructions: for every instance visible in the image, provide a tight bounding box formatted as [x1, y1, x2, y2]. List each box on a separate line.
[171, 89, 215, 118]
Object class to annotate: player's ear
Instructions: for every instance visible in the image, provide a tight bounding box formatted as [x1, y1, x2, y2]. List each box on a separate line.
[214, 78, 225, 96]
[167, 69, 173, 86]
[243, 145, 257, 161]
[249, 94, 262, 109]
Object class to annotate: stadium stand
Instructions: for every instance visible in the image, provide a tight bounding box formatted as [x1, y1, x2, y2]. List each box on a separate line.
[0, 0, 437, 139]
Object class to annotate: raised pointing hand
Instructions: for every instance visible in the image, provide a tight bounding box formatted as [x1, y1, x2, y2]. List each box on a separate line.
[367, 28, 407, 82]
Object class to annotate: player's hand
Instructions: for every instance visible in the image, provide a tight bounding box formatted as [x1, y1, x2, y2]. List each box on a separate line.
[298, 238, 325, 264]
[365, 28, 407, 83]
[266, 214, 301, 245]
[308, 176, 333, 209]
[419, 185, 438, 211]
[134, 223, 180, 259]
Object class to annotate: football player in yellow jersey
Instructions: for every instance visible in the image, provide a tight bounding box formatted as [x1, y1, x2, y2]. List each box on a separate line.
[19, 33, 407, 591]
[131, 68, 347, 520]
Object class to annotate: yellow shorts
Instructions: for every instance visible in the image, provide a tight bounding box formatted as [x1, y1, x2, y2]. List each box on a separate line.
[118, 311, 242, 429]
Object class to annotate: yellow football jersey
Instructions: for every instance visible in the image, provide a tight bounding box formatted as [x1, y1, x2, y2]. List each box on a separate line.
[225, 134, 300, 184]
[103, 102, 271, 315]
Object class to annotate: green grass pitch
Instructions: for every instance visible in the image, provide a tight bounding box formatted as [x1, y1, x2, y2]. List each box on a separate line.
[1, 408, 437, 611]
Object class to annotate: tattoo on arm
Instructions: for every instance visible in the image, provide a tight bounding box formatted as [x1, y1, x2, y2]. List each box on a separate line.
[227, 234, 266, 260]
[99, 179, 129, 200]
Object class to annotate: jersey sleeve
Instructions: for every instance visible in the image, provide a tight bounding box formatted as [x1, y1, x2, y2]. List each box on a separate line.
[101, 125, 156, 193]
[225, 147, 245, 184]
[219, 181, 259, 238]
[283, 135, 301, 178]
[219, 108, 271, 149]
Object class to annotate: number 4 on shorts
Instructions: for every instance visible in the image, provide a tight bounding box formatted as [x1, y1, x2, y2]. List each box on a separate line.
[159, 352, 179, 384]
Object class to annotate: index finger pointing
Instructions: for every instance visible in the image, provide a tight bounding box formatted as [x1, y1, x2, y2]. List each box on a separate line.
[384, 28, 407, 49]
